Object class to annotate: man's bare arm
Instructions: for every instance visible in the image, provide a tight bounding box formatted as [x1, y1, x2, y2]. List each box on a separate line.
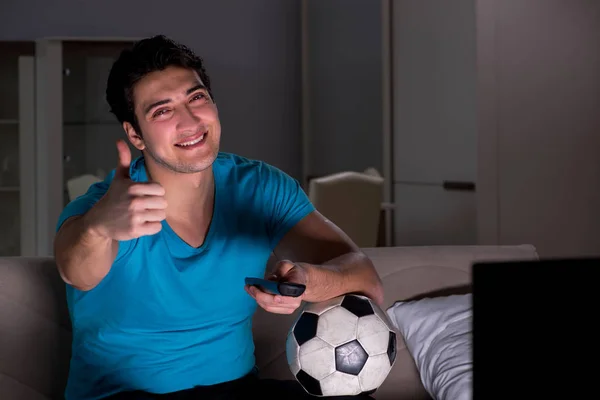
[54, 214, 118, 291]
[273, 210, 384, 306]
[53, 140, 166, 291]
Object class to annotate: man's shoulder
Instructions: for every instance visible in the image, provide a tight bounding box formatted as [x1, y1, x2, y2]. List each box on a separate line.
[215, 152, 267, 169]
[214, 152, 286, 179]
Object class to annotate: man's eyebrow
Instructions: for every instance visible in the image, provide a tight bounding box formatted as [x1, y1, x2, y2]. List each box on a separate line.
[143, 85, 208, 114]
[144, 99, 170, 115]
[186, 84, 207, 94]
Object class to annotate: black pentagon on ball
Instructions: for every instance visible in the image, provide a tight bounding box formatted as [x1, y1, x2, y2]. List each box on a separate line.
[388, 331, 397, 364]
[296, 369, 322, 396]
[335, 339, 369, 375]
[341, 295, 375, 317]
[293, 312, 319, 346]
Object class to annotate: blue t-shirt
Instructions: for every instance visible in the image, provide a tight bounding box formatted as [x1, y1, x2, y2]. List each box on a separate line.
[56, 153, 315, 400]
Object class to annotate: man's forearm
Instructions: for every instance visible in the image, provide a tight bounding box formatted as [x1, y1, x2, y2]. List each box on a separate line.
[300, 251, 384, 306]
[53, 214, 117, 291]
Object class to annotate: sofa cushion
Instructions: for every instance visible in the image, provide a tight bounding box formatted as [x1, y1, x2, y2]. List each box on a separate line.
[362, 244, 538, 307]
[0, 373, 49, 400]
[0, 245, 538, 400]
[253, 245, 537, 400]
[0, 257, 71, 399]
[387, 294, 472, 400]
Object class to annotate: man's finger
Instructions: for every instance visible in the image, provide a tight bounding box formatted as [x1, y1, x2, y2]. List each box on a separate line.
[140, 209, 167, 222]
[137, 221, 163, 236]
[257, 300, 299, 312]
[132, 196, 168, 211]
[115, 139, 132, 179]
[272, 260, 296, 279]
[128, 183, 166, 197]
[273, 295, 302, 306]
[246, 285, 278, 303]
[246, 286, 301, 307]
[261, 306, 298, 315]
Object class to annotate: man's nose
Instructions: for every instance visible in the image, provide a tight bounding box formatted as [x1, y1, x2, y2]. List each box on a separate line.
[176, 106, 201, 131]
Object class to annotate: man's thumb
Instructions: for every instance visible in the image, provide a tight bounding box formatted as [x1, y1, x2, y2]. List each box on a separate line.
[272, 260, 297, 280]
[115, 139, 132, 179]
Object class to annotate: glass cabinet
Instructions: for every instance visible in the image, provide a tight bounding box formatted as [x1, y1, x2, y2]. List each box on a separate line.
[0, 41, 35, 256]
[20, 38, 138, 256]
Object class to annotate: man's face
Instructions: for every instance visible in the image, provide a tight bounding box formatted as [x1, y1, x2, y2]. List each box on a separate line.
[125, 65, 221, 174]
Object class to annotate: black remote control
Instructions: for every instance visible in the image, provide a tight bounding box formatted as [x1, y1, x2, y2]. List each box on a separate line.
[245, 277, 306, 297]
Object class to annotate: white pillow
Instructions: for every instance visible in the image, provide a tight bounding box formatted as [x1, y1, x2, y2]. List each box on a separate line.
[386, 294, 472, 400]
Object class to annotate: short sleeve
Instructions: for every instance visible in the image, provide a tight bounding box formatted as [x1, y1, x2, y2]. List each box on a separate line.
[55, 171, 114, 233]
[260, 163, 315, 249]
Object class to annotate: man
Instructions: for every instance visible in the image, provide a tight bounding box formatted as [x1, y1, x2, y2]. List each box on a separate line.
[54, 35, 384, 400]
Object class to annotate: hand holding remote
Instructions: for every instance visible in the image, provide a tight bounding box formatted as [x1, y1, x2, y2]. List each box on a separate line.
[244, 260, 307, 315]
[245, 277, 306, 297]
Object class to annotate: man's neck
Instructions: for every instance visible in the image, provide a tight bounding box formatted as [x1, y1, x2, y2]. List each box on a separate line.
[144, 159, 215, 219]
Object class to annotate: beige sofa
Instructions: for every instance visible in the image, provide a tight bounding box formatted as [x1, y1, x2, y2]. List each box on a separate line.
[0, 244, 538, 400]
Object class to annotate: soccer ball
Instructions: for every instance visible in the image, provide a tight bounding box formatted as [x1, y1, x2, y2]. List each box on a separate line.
[285, 294, 398, 397]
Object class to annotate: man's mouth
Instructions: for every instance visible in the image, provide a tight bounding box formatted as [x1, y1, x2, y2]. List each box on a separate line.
[175, 132, 207, 147]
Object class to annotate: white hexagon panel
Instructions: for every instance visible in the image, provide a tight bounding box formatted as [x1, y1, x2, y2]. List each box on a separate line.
[358, 353, 393, 392]
[320, 370, 362, 397]
[356, 314, 393, 356]
[302, 295, 345, 316]
[316, 306, 359, 347]
[286, 330, 301, 376]
[298, 337, 336, 380]
[373, 299, 397, 330]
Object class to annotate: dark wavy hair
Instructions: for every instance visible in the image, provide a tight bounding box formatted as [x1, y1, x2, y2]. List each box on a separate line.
[106, 35, 214, 133]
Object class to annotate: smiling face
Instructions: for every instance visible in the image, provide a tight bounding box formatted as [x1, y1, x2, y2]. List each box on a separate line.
[123, 65, 221, 174]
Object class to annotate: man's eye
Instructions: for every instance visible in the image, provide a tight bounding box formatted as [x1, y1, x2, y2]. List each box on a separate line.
[153, 109, 169, 117]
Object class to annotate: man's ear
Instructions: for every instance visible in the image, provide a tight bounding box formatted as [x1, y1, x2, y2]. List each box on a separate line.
[123, 122, 145, 151]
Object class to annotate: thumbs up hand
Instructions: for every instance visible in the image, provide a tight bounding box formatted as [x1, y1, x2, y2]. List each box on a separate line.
[114, 138, 134, 180]
[85, 139, 167, 241]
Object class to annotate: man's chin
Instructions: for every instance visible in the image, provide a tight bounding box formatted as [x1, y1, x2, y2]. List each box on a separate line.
[176, 153, 219, 174]
[145, 156, 214, 175]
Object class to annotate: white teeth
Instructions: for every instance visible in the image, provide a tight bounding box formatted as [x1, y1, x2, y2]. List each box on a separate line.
[178, 133, 205, 147]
